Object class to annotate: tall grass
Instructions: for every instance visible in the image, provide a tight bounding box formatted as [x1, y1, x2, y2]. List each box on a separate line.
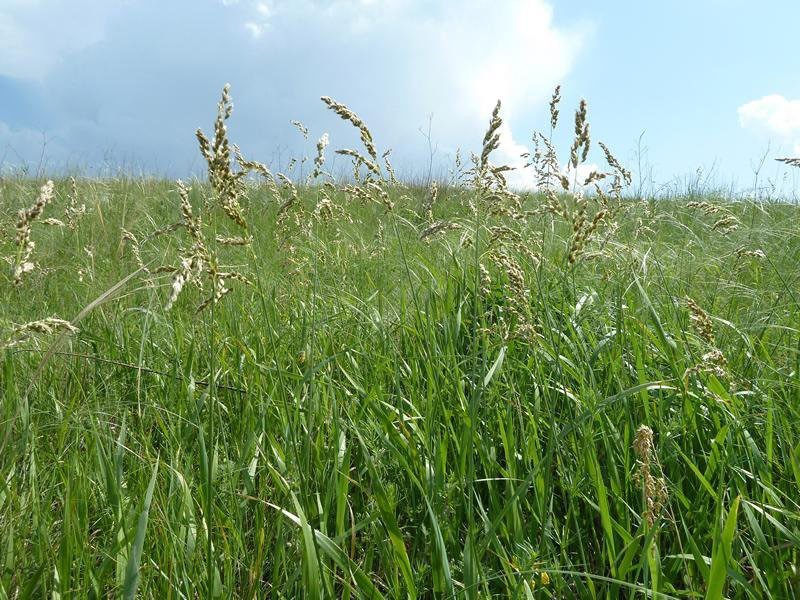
[0, 87, 799, 598]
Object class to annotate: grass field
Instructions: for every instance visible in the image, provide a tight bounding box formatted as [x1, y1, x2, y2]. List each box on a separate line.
[1, 89, 800, 598]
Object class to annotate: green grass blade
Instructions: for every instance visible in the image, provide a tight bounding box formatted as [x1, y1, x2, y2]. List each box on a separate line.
[122, 459, 159, 600]
[705, 495, 740, 600]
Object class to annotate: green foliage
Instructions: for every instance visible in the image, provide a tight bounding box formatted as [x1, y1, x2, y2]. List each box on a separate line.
[0, 177, 799, 597]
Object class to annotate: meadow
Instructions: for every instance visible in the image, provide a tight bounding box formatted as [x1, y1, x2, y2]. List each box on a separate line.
[1, 86, 799, 598]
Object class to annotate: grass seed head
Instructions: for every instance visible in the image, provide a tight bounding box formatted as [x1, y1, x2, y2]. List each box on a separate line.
[3, 317, 78, 349]
[686, 297, 716, 346]
[423, 181, 439, 221]
[419, 220, 461, 241]
[549, 85, 561, 130]
[321, 96, 379, 163]
[776, 156, 800, 168]
[735, 247, 765, 259]
[480, 100, 503, 172]
[633, 425, 668, 528]
[290, 120, 309, 139]
[598, 141, 632, 186]
[310, 133, 330, 181]
[712, 215, 739, 235]
[13, 180, 54, 285]
[569, 99, 589, 169]
[65, 177, 86, 230]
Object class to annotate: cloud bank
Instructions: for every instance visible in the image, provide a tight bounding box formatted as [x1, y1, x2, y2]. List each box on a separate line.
[738, 94, 800, 156]
[0, 0, 587, 182]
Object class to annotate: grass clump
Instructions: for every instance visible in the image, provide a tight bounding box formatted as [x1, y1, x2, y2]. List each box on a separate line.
[0, 86, 799, 598]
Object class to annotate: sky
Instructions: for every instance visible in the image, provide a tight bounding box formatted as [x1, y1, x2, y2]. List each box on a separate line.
[1, 0, 799, 194]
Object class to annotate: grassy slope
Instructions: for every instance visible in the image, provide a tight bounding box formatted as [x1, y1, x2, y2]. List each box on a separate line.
[1, 178, 799, 598]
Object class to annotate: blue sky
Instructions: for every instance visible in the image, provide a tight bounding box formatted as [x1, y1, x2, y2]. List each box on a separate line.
[1, 0, 799, 193]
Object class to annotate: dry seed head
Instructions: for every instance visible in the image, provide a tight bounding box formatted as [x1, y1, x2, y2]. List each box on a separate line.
[335, 148, 381, 179]
[532, 133, 561, 191]
[701, 348, 728, 370]
[633, 425, 654, 462]
[65, 176, 86, 230]
[365, 181, 394, 211]
[479, 263, 491, 295]
[582, 170, 606, 186]
[480, 100, 503, 171]
[489, 226, 541, 265]
[164, 179, 236, 312]
[311, 133, 329, 180]
[234, 144, 274, 180]
[585, 208, 608, 238]
[166, 260, 192, 311]
[313, 196, 334, 222]
[496, 250, 526, 301]
[488, 247, 535, 339]
[423, 181, 438, 221]
[372, 221, 385, 255]
[13, 180, 55, 285]
[776, 157, 800, 168]
[290, 120, 309, 139]
[222, 195, 248, 229]
[491, 164, 514, 186]
[313, 184, 350, 224]
[735, 247, 765, 259]
[321, 96, 378, 162]
[196, 84, 250, 232]
[215, 235, 252, 246]
[574, 99, 587, 138]
[633, 425, 668, 528]
[419, 220, 461, 241]
[488, 225, 523, 245]
[197, 277, 230, 312]
[196, 271, 251, 313]
[569, 100, 589, 169]
[121, 228, 150, 273]
[543, 189, 569, 220]
[598, 142, 632, 185]
[572, 195, 587, 232]
[684, 350, 729, 382]
[276, 173, 301, 224]
[343, 183, 372, 206]
[177, 181, 203, 241]
[16, 180, 55, 246]
[581, 123, 591, 163]
[12, 261, 35, 283]
[568, 202, 611, 265]
[686, 200, 721, 215]
[3, 317, 78, 349]
[219, 83, 233, 118]
[382, 148, 399, 185]
[712, 215, 739, 235]
[196, 128, 213, 164]
[686, 297, 715, 346]
[549, 85, 561, 130]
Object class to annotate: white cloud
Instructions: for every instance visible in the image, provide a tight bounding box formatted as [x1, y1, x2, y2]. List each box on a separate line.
[0, 0, 589, 183]
[243, 0, 587, 186]
[739, 94, 800, 155]
[244, 21, 265, 38]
